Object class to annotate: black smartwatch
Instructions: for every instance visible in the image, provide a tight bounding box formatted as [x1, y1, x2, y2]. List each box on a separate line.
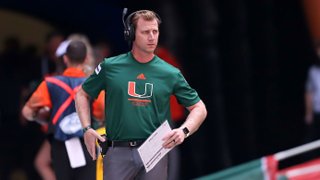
[82, 125, 92, 133]
[182, 127, 190, 138]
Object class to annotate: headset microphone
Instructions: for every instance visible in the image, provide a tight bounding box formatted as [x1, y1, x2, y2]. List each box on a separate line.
[122, 8, 128, 29]
[122, 7, 132, 42]
[122, 7, 134, 45]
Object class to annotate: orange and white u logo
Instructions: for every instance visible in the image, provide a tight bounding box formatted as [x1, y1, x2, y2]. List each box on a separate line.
[128, 81, 153, 98]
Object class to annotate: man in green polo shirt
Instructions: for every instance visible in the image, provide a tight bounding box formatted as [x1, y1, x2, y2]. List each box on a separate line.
[75, 9, 207, 180]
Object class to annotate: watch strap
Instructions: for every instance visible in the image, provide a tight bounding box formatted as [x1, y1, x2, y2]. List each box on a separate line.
[82, 125, 92, 133]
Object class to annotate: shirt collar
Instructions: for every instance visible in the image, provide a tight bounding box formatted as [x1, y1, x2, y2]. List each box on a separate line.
[62, 67, 86, 77]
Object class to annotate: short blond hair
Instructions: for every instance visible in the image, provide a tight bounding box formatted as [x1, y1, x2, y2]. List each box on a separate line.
[130, 10, 161, 29]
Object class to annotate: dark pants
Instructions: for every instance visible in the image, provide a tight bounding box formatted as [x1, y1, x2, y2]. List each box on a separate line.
[50, 138, 96, 180]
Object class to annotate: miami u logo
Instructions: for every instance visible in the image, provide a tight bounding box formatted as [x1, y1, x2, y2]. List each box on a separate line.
[128, 81, 153, 98]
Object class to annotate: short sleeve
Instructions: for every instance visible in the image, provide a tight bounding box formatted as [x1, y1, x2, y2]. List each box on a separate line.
[173, 72, 200, 107]
[82, 62, 106, 99]
[26, 81, 52, 109]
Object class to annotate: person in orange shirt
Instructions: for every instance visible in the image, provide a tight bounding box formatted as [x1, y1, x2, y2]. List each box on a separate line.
[22, 40, 104, 180]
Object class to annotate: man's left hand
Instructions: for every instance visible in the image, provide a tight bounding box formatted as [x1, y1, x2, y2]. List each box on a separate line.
[162, 128, 185, 149]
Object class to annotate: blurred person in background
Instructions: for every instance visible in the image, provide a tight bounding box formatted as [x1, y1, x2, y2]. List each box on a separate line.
[65, 34, 107, 180]
[26, 36, 106, 180]
[67, 33, 96, 75]
[22, 40, 104, 180]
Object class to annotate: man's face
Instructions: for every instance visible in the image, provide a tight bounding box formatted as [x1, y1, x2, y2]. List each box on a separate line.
[133, 18, 159, 53]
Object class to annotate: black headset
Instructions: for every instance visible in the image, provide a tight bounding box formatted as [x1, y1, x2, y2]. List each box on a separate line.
[122, 8, 136, 42]
[122, 8, 161, 43]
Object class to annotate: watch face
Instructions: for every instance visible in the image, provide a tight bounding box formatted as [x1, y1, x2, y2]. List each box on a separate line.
[183, 127, 190, 135]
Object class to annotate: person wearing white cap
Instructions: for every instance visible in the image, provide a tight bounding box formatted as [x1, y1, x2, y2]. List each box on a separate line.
[23, 40, 105, 180]
[55, 40, 71, 58]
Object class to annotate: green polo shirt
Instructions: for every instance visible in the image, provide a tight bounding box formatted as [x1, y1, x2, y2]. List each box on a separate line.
[82, 52, 200, 140]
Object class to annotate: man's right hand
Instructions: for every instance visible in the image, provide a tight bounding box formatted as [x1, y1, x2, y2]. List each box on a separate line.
[83, 128, 106, 160]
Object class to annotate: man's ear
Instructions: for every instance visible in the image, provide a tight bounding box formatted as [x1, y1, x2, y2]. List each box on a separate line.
[84, 54, 89, 63]
[63, 54, 68, 65]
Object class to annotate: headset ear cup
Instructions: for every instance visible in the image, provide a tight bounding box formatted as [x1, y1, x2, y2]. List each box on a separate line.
[124, 28, 130, 41]
[124, 15, 131, 41]
[124, 11, 136, 42]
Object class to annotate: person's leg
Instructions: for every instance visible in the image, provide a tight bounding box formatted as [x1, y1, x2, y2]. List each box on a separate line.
[51, 139, 72, 180]
[136, 154, 168, 180]
[34, 139, 56, 180]
[103, 147, 141, 180]
[75, 139, 96, 180]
